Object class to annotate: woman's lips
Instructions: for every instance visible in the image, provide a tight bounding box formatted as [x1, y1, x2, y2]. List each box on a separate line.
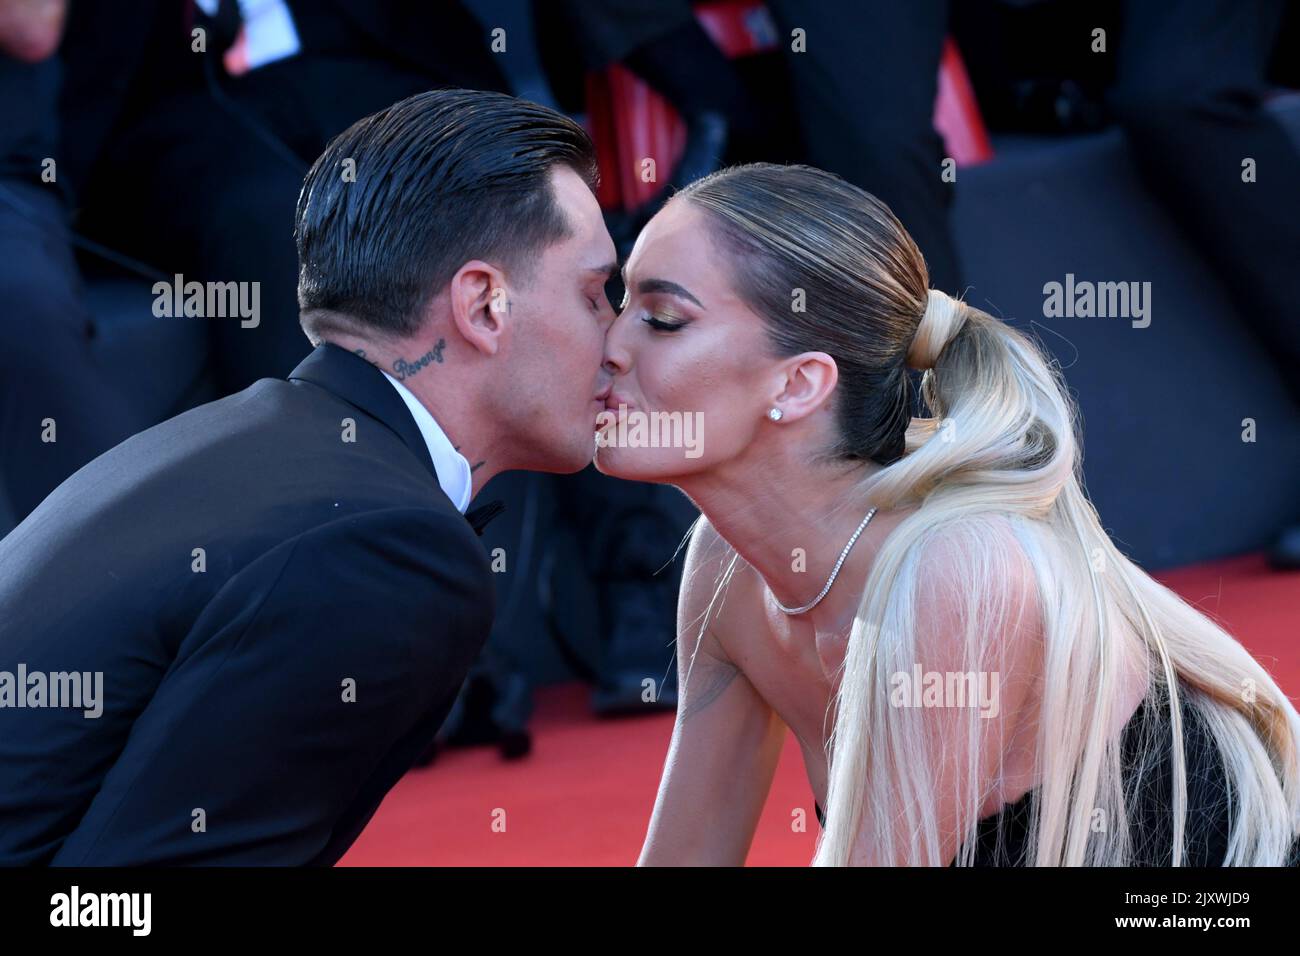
[596, 395, 633, 433]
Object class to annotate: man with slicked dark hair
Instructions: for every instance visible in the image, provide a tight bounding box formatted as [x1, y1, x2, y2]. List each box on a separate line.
[0, 89, 619, 865]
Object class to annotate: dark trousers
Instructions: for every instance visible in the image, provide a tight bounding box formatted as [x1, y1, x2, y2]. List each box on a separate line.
[764, 0, 962, 295]
[1112, 0, 1300, 405]
[0, 180, 138, 533]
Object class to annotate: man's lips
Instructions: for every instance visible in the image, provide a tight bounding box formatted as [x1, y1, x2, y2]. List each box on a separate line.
[591, 385, 615, 427]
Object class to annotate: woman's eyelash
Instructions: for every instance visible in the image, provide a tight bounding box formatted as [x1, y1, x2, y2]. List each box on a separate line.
[641, 314, 685, 332]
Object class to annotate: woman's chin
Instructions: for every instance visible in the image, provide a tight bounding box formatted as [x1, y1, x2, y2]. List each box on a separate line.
[594, 443, 686, 482]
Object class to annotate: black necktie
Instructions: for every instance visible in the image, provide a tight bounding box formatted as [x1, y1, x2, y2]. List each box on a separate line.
[465, 500, 506, 537]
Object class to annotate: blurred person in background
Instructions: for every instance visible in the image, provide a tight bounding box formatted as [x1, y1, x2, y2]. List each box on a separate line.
[0, 0, 137, 535]
[765, 0, 963, 295]
[1106, 0, 1300, 568]
[958, 0, 1300, 568]
[62, 0, 511, 396]
[544, 0, 762, 251]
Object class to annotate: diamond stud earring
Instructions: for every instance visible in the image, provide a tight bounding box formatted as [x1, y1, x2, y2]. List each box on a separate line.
[768, 407, 784, 421]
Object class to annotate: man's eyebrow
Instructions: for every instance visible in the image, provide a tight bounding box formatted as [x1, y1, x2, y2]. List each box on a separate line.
[588, 261, 619, 279]
[635, 277, 704, 309]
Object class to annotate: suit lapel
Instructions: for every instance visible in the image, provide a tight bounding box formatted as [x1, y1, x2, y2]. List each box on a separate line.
[287, 343, 441, 485]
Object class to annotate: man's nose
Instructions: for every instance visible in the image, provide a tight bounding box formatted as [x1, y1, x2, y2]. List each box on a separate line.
[601, 311, 631, 375]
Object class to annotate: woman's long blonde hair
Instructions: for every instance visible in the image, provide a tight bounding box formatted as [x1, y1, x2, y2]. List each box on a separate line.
[677, 163, 1300, 866]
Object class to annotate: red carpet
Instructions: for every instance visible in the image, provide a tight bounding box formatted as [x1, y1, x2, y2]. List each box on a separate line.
[339, 553, 1299, 866]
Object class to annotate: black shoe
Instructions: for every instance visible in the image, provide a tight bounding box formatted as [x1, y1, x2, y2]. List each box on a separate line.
[592, 668, 678, 716]
[413, 738, 439, 768]
[592, 579, 679, 716]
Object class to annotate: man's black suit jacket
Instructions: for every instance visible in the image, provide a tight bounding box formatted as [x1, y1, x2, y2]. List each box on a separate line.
[0, 344, 496, 865]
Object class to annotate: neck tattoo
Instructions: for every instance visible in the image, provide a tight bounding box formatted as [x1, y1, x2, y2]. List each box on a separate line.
[391, 339, 446, 381]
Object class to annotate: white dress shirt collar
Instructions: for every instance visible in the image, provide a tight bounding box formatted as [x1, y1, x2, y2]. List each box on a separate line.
[380, 372, 473, 514]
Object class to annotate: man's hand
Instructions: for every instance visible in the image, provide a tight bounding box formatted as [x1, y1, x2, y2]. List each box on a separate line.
[0, 0, 67, 63]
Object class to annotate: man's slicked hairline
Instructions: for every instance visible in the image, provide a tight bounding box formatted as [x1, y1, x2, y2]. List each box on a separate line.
[295, 89, 599, 339]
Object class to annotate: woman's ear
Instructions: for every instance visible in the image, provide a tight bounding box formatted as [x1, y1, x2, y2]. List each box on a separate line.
[449, 259, 509, 356]
[770, 352, 839, 423]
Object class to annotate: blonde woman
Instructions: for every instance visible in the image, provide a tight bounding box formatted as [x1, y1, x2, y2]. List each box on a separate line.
[594, 163, 1300, 866]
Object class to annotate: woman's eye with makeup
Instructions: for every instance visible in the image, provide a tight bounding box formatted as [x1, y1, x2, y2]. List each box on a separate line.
[641, 314, 685, 332]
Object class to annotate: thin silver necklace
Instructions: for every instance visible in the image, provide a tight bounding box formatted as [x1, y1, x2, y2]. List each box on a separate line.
[771, 506, 879, 615]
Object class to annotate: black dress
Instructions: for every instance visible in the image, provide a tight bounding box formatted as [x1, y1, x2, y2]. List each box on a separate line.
[813, 683, 1300, 866]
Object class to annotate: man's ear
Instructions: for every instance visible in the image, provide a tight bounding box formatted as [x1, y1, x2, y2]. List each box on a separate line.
[449, 260, 510, 356]
[769, 352, 839, 423]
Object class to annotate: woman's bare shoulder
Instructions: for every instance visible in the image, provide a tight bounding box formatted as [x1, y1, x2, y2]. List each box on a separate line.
[915, 512, 1040, 601]
[909, 512, 1045, 721]
[678, 515, 764, 661]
